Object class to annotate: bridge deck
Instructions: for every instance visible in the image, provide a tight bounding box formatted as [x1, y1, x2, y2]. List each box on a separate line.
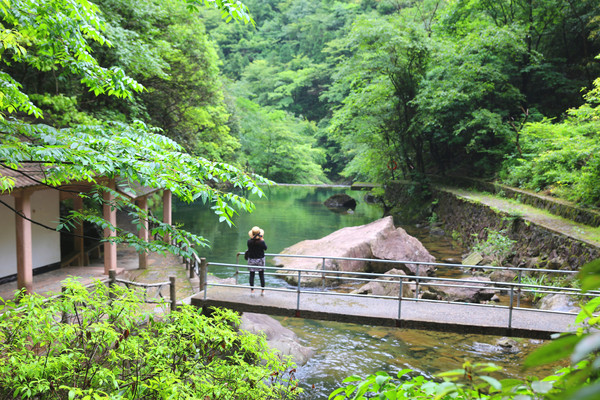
[190, 286, 580, 339]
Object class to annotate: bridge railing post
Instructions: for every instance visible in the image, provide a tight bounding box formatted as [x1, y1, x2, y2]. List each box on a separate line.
[517, 270, 522, 308]
[508, 285, 514, 330]
[296, 270, 302, 313]
[189, 256, 195, 279]
[414, 276, 420, 300]
[61, 285, 68, 324]
[199, 257, 208, 300]
[108, 269, 117, 300]
[321, 258, 326, 290]
[397, 277, 403, 320]
[235, 254, 240, 285]
[169, 276, 177, 312]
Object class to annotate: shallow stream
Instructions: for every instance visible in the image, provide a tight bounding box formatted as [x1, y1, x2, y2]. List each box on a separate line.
[172, 185, 563, 399]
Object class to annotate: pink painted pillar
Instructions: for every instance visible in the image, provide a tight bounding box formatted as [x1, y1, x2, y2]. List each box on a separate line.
[103, 179, 117, 274]
[136, 196, 148, 269]
[163, 189, 172, 243]
[14, 191, 33, 293]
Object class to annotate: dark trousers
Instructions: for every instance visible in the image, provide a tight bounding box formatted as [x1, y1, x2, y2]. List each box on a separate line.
[249, 270, 265, 288]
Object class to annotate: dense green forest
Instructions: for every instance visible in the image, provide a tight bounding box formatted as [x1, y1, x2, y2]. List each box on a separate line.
[2, 2, 600, 399]
[4, 0, 599, 205]
[207, 0, 600, 203]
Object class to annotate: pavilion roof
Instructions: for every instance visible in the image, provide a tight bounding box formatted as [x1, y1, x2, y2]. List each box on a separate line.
[0, 163, 48, 190]
[1, 164, 161, 199]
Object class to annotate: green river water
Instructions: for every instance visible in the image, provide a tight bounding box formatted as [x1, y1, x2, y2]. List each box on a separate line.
[172, 185, 562, 399]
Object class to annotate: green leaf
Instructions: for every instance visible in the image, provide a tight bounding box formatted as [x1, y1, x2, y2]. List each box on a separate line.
[524, 334, 581, 368]
[479, 375, 502, 391]
[572, 333, 600, 363]
[579, 259, 600, 292]
[500, 378, 528, 391]
[531, 380, 554, 394]
[568, 382, 600, 400]
[329, 387, 346, 399]
[343, 375, 363, 383]
[383, 390, 397, 400]
[396, 368, 413, 378]
[375, 374, 389, 388]
[436, 369, 465, 378]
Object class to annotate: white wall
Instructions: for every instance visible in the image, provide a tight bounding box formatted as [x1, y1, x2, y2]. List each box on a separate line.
[0, 195, 17, 279]
[0, 189, 61, 279]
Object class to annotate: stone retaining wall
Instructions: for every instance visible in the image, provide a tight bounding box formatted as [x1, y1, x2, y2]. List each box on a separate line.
[433, 189, 600, 271]
[430, 176, 600, 228]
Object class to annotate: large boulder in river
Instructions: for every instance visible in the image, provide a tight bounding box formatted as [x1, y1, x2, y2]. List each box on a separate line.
[324, 193, 357, 210]
[274, 216, 436, 286]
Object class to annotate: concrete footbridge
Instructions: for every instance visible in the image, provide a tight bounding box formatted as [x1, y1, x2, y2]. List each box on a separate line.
[189, 254, 594, 339]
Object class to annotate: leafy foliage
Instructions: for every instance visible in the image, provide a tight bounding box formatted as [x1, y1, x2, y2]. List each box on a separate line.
[0, 0, 270, 260]
[500, 72, 600, 206]
[6, 0, 599, 187]
[0, 279, 298, 399]
[0, 0, 143, 119]
[211, 0, 600, 185]
[235, 97, 327, 184]
[471, 228, 516, 266]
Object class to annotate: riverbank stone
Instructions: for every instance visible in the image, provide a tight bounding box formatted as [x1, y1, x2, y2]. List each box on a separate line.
[199, 275, 314, 366]
[274, 216, 436, 286]
[351, 268, 416, 297]
[489, 269, 517, 282]
[423, 276, 496, 303]
[536, 293, 579, 313]
[239, 313, 315, 366]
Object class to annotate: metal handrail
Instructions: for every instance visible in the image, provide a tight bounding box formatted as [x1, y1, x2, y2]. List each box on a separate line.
[201, 258, 598, 331]
[236, 251, 579, 275]
[108, 270, 178, 311]
[2, 273, 179, 319]
[211, 262, 593, 294]
[233, 251, 587, 309]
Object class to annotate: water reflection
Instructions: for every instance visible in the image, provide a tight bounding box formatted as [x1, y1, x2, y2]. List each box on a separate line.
[173, 185, 382, 279]
[172, 185, 559, 399]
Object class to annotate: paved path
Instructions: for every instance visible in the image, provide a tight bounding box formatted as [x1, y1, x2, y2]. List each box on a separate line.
[442, 187, 600, 248]
[191, 285, 580, 340]
[0, 245, 195, 303]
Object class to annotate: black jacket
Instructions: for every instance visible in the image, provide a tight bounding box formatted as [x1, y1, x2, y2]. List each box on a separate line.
[246, 238, 267, 259]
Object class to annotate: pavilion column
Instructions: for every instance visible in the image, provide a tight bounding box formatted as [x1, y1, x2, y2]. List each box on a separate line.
[14, 190, 33, 294]
[73, 195, 86, 266]
[103, 179, 117, 274]
[136, 196, 148, 269]
[163, 189, 172, 244]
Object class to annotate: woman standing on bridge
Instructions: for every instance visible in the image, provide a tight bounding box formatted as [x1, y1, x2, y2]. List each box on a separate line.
[247, 226, 267, 296]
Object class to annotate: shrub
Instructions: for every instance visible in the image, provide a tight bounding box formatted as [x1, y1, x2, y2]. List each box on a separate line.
[0, 278, 299, 399]
[471, 228, 516, 266]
